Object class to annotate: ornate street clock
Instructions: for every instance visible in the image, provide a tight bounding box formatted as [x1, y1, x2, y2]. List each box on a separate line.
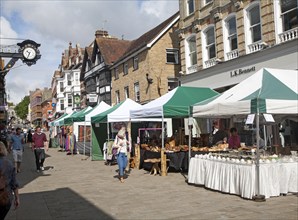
[17, 40, 41, 66]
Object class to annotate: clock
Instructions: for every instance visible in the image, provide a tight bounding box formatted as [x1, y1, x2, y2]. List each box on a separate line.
[22, 47, 37, 60]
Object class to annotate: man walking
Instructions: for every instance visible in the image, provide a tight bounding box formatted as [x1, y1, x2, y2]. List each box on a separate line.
[11, 127, 25, 173]
[32, 126, 48, 172]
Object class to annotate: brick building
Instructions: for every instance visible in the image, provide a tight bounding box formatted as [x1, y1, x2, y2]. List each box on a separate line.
[29, 88, 42, 126]
[111, 12, 181, 105]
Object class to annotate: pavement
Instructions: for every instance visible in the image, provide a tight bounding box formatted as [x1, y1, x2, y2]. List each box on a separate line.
[5, 143, 298, 220]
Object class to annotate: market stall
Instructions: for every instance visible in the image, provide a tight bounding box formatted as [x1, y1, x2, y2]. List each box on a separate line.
[190, 68, 298, 199]
[130, 86, 219, 175]
[91, 99, 142, 160]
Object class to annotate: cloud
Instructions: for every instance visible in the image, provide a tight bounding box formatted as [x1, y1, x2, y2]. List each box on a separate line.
[1, 0, 179, 104]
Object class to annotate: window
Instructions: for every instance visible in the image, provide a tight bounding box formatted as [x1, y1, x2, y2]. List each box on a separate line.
[59, 82, 64, 92]
[123, 63, 128, 75]
[134, 82, 140, 102]
[227, 16, 237, 51]
[205, 0, 212, 5]
[115, 68, 119, 79]
[249, 4, 261, 43]
[202, 25, 216, 68]
[124, 86, 129, 99]
[115, 90, 120, 104]
[75, 73, 79, 85]
[281, 0, 298, 31]
[186, 0, 194, 15]
[166, 49, 179, 64]
[133, 57, 139, 70]
[67, 74, 72, 86]
[223, 14, 238, 60]
[205, 27, 216, 59]
[68, 94, 72, 107]
[60, 100, 64, 110]
[186, 35, 197, 67]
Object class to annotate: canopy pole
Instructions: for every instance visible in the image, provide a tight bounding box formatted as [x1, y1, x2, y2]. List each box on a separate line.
[253, 112, 265, 202]
[83, 121, 86, 156]
[188, 117, 193, 163]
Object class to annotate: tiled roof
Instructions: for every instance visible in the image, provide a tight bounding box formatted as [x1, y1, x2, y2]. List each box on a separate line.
[118, 11, 179, 62]
[95, 38, 131, 65]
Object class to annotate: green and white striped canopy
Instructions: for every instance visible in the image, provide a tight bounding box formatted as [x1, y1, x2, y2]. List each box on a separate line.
[192, 68, 298, 117]
[130, 86, 219, 118]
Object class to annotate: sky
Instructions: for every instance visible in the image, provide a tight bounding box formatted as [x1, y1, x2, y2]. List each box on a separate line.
[0, 0, 179, 104]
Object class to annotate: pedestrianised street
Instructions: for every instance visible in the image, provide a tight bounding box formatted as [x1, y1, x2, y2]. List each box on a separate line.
[6, 144, 298, 220]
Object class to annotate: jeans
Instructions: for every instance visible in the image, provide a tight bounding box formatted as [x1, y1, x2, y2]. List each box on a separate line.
[34, 148, 45, 170]
[117, 152, 127, 177]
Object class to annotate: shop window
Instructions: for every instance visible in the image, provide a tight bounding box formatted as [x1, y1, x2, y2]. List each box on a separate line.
[223, 14, 238, 60]
[274, 0, 298, 43]
[134, 82, 140, 102]
[115, 90, 120, 104]
[186, 0, 194, 16]
[166, 49, 179, 64]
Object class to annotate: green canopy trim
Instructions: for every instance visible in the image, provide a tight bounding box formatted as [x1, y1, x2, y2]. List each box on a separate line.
[91, 101, 124, 123]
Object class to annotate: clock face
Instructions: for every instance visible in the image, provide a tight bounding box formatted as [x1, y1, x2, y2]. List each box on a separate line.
[23, 47, 37, 60]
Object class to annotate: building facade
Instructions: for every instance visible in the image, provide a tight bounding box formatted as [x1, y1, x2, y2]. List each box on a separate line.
[51, 43, 84, 116]
[41, 88, 52, 130]
[80, 30, 131, 107]
[178, 0, 297, 92]
[111, 12, 181, 105]
[29, 88, 42, 126]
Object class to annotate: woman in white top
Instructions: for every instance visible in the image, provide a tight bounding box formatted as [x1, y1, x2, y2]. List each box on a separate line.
[113, 127, 130, 183]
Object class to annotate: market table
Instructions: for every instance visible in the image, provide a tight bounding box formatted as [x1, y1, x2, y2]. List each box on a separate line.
[188, 155, 298, 199]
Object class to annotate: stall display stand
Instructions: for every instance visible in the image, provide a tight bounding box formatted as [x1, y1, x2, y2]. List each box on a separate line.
[161, 149, 167, 176]
[135, 144, 140, 169]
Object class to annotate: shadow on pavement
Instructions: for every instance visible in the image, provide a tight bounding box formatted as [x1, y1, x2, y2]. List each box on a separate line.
[6, 187, 114, 220]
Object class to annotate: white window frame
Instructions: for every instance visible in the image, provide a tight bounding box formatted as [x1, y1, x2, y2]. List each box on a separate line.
[124, 86, 129, 99]
[67, 73, 72, 86]
[115, 90, 120, 104]
[201, 25, 216, 68]
[223, 13, 238, 61]
[134, 82, 140, 102]
[185, 34, 197, 74]
[186, 0, 195, 16]
[204, 0, 213, 6]
[274, 0, 298, 43]
[244, 1, 262, 53]
[67, 94, 72, 107]
[166, 48, 179, 64]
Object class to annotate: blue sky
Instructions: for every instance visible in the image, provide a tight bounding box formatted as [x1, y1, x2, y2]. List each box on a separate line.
[0, 0, 179, 104]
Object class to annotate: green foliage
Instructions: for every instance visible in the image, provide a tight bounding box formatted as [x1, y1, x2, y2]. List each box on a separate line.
[7, 102, 14, 107]
[14, 96, 30, 120]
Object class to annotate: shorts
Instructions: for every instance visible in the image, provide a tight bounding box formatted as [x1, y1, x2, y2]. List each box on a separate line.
[13, 150, 23, 162]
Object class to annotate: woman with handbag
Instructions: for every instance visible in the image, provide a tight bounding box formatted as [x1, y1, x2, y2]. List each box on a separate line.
[113, 127, 130, 183]
[0, 141, 20, 219]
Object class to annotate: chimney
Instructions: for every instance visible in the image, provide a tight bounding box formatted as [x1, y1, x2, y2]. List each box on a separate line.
[95, 30, 109, 38]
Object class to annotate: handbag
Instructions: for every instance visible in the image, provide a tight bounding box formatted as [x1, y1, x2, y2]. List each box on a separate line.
[0, 162, 10, 206]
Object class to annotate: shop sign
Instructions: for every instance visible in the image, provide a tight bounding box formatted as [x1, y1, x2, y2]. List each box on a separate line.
[230, 66, 256, 77]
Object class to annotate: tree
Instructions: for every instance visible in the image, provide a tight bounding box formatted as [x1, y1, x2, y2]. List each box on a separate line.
[14, 96, 30, 120]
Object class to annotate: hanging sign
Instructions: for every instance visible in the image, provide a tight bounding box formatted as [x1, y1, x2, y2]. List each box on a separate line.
[263, 114, 275, 122]
[245, 114, 255, 124]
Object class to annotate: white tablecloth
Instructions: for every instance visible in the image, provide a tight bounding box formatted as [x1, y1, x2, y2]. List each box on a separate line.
[188, 157, 298, 199]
